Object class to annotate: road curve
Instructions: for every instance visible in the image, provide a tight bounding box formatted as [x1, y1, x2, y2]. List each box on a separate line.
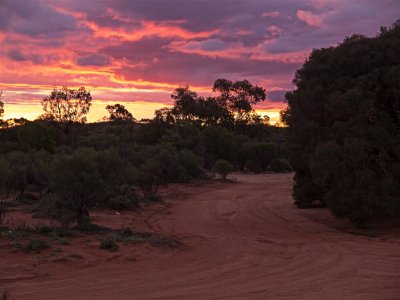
[5, 173, 400, 299]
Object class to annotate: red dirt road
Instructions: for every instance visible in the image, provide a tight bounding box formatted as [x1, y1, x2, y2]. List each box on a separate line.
[2, 173, 400, 299]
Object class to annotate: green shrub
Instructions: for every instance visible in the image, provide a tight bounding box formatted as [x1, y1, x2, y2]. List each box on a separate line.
[75, 223, 110, 233]
[35, 193, 76, 228]
[213, 159, 234, 180]
[137, 158, 165, 201]
[24, 239, 50, 252]
[106, 186, 139, 210]
[49, 148, 104, 226]
[116, 227, 134, 238]
[100, 236, 119, 251]
[34, 224, 75, 238]
[242, 142, 277, 172]
[270, 158, 292, 172]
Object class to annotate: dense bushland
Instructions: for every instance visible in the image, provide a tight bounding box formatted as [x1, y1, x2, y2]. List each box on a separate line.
[283, 21, 400, 225]
[0, 79, 288, 227]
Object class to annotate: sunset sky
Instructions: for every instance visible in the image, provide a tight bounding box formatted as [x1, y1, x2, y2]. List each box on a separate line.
[0, 0, 398, 123]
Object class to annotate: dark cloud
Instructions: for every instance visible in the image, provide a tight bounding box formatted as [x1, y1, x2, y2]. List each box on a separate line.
[6, 48, 59, 65]
[76, 54, 111, 66]
[7, 49, 27, 61]
[102, 37, 299, 86]
[0, 0, 79, 38]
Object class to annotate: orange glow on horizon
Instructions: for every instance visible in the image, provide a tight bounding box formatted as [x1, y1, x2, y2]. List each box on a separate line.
[2, 101, 283, 125]
[2, 100, 172, 123]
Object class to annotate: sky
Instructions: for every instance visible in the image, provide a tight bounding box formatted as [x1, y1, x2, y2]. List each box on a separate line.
[0, 0, 398, 123]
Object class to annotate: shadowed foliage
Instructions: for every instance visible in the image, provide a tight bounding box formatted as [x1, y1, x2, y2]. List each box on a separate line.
[213, 159, 234, 180]
[283, 20, 400, 225]
[105, 104, 135, 122]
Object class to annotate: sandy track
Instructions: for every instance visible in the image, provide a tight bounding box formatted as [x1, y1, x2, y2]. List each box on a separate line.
[2, 173, 400, 299]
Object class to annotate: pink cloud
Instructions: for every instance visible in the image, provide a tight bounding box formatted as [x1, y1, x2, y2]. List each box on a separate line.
[296, 10, 323, 27]
[262, 11, 280, 18]
[266, 25, 284, 37]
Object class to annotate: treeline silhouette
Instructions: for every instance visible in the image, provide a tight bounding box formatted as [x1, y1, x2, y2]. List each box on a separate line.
[0, 79, 288, 226]
[283, 20, 400, 226]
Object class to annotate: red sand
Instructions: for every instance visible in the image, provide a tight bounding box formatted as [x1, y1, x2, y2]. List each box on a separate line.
[1, 173, 400, 299]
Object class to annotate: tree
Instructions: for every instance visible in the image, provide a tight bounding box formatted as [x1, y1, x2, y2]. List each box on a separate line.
[283, 20, 400, 225]
[213, 159, 234, 180]
[41, 86, 92, 132]
[171, 87, 199, 121]
[213, 79, 266, 124]
[105, 104, 135, 121]
[196, 97, 234, 126]
[167, 80, 266, 127]
[0, 90, 4, 119]
[154, 107, 176, 125]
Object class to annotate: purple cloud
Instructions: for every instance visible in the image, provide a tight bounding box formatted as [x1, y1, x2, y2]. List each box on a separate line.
[0, 0, 79, 38]
[76, 53, 111, 66]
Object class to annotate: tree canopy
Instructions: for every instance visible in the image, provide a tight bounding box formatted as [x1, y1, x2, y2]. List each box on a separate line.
[41, 86, 92, 124]
[283, 20, 400, 225]
[162, 79, 266, 127]
[105, 104, 134, 121]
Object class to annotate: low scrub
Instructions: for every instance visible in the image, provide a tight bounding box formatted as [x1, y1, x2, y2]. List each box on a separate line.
[99, 236, 119, 251]
[24, 239, 50, 252]
[213, 159, 234, 180]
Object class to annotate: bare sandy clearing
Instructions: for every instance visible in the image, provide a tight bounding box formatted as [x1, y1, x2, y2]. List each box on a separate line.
[1, 173, 399, 299]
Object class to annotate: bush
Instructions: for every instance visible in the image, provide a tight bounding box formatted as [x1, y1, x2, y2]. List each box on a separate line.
[116, 227, 134, 238]
[24, 239, 50, 252]
[100, 236, 119, 251]
[179, 149, 204, 179]
[75, 223, 110, 233]
[35, 193, 76, 228]
[213, 159, 234, 180]
[270, 158, 292, 172]
[0, 194, 13, 227]
[34, 225, 75, 238]
[137, 158, 165, 201]
[49, 148, 104, 226]
[106, 185, 139, 210]
[241, 142, 277, 172]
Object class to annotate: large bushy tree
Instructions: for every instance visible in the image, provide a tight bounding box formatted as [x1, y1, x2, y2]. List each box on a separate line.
[283, 20, 400, 225]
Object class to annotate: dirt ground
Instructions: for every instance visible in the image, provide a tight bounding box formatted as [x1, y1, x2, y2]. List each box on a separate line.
[1, 173, 400, 299]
